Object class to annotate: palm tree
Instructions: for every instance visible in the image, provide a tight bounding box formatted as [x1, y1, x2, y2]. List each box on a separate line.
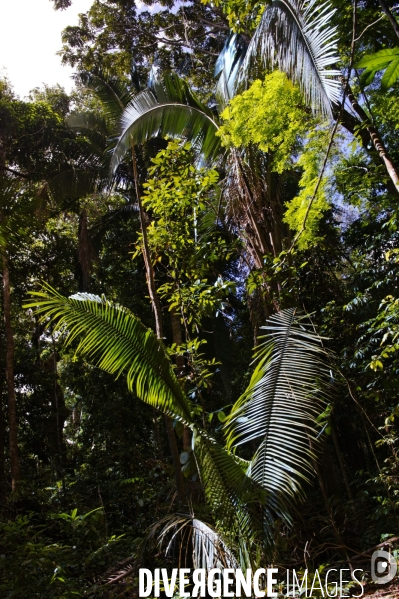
[107, 0, 399, 232]
[102, 0, 342, 275]
[223, 0, 399, 191]
[67, 0, 341, 275]
[26, 285, 332, 565]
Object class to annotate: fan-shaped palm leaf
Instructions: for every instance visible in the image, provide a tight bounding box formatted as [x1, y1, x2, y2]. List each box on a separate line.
[111, 73, 221, 172]
[237, 0, 341, 115]
[225, 308, 331, 517]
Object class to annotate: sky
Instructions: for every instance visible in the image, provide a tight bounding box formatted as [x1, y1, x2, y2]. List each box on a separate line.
[0, 0, 93, 98]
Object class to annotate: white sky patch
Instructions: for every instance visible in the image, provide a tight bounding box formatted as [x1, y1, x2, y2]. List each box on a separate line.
[135, 0, 168, 15]
[0, 0, 93, 98]
[135, 0, 186, 16]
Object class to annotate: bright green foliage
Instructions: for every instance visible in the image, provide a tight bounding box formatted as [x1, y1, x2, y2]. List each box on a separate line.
[218, 72, 330, 248]
[283, 127, 332, 249]
[218, 72, 310, 173]
[142, 140, 220, 267]
[141, 139, 236, 330]
[356, 48, 399, 91]
[202, 0, 267, 32]
[139, 140, 237, 400]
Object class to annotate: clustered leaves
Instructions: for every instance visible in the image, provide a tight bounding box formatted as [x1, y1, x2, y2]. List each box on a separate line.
[219, 72, 310, 173]
[4, 0, 399, 594]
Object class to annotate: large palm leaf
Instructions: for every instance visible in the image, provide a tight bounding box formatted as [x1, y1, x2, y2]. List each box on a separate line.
[214, 33, 248, 110]
[110, 73, 221, 172]
[25, 284, 193, 424]
[26, 289, 331, 557]
[74, 69, 136, 125]
[225, 308, 331, 520]
[25, 285, 263, 540]
[237, 0, 341, 115]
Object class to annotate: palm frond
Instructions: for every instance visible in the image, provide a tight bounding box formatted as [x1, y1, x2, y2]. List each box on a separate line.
[111, 73, 221, 172]
[74, 70, 136, 124]
[225, 308, 331, 514]
[25, 284, 193, 424]
[143, 514, 238, 570]
[193, 431, 263, 548]
[47, 168, 98, 203]
[214, 34, 248, 111]
[238, 0, 341, 115]
[192, 518, 238, 569]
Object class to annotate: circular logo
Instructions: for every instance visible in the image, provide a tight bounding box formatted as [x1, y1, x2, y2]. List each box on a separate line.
[371, 549, 397, 584]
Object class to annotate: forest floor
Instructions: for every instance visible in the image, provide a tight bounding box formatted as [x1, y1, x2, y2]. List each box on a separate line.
[363, 584, 399, 599]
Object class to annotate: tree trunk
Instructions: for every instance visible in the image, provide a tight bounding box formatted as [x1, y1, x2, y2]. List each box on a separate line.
[378, 0, 399, 39]
[0, 375, 6, 504]
[131, 143, 186, 505]
[3, 252, 20, 491]
[344, 81, 399, 194]
[330, 420, 354, 501]
[164, 415, 186, 503]
[170, 309, 191, 452]
[77, 209, 97, 292]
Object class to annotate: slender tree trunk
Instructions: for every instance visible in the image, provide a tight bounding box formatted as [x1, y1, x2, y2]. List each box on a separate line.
[132, 147, 163, 340]
[344, 80, 399, 194]
[0, 375, 6, 504]
[52, 338, 65, 474]
[164, 415, 186, 502]
[3, 252, 20, 491]
[330, 421, 354, 501]
[77, 209, 97, 292]
[378, 0, 399, 38]
[131, 143, 186, 505]
[170, 309, 191, 452]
